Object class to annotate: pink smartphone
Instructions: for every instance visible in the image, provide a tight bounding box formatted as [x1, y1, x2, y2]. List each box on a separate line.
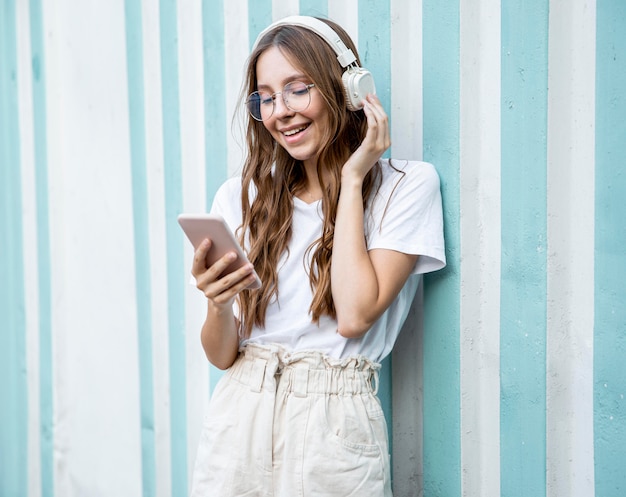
[177, 213, 261, 289]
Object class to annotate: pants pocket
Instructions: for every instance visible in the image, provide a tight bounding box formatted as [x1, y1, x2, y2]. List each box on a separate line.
[301, 394, 389, 496]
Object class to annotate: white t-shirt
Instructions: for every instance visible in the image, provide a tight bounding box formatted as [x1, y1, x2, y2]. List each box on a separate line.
[210, 159, 446, 363]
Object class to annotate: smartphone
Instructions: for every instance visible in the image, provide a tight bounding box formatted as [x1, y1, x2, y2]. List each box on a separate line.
[177, 213, 261, 289]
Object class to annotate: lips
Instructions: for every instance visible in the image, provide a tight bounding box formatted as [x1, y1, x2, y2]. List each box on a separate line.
[281, 124, 309, 137]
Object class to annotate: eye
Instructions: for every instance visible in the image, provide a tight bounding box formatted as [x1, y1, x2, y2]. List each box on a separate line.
[291, 88, 308, 96]
[258, 93, 273, 105]
[287, 82, 309, 96]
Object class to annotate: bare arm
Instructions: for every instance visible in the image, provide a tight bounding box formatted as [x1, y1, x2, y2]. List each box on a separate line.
[191, 238, 257, 369]
[331, 94, 418, 338]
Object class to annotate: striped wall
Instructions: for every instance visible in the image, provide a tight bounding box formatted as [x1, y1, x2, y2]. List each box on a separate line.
[1, 0, 625, 496]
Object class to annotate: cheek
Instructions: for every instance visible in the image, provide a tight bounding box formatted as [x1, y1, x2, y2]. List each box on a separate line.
[310, 104, 331, 130]
[311, 112, 332, 142]
[260, 121, 280, 141]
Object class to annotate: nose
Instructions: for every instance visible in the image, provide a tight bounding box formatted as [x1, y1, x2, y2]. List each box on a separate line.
[272, 93, 294, 119]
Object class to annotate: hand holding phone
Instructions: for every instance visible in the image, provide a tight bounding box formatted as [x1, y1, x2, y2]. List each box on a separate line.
[177, 214, 262, 290]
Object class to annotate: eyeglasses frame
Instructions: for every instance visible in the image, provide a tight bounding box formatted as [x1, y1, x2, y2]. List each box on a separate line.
[246, 81, 316, 121]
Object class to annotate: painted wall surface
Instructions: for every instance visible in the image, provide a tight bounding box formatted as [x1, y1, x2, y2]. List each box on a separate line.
[1, 0, 625, 496]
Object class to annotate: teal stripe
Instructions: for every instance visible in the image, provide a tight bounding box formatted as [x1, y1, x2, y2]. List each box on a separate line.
[422, 1, 461, 496]
[248, 0, 272, 50]
[202, 0, 227, 212]
[299, 0, 327, 17]
[202, 0, 228, 393]
[594, 2, 626, 496]
[159, 1, 187, 495]
[500, 2, 548, 496]
[28, 1, 54, 495]
[124, 1, 157, 496]
[357, 0, 393, 445]
[0, 2, 28, 496]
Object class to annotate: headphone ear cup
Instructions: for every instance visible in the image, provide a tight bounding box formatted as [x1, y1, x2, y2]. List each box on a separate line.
[342, 68, 376, 111]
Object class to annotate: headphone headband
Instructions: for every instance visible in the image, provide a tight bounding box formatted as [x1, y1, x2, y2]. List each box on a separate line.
[253, 15, 358, 68]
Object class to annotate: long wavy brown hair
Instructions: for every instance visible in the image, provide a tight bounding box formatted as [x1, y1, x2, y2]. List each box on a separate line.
[236, 18, 382, 338]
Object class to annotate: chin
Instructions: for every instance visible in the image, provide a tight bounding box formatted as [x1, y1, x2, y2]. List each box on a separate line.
[282, 148, 314, 163]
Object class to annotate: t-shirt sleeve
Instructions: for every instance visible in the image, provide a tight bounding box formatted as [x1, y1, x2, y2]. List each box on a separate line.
[366, 161, 446, 274]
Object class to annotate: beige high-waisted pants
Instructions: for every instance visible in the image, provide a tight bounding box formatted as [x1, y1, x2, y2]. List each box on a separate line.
[190, 343, 392, 497]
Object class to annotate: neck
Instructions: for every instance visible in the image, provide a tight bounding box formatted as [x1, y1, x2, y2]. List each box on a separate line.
[298, 160, 324, 203]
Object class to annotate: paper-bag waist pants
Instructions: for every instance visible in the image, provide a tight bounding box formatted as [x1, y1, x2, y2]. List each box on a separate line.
[190, 342, 392, 497]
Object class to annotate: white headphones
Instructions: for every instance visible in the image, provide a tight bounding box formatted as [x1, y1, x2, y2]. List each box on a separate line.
[253, 15, 376, 111]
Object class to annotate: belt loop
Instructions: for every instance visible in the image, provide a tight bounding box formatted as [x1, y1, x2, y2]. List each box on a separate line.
[249, 357, 267, 393]
[350, 369, 357, 395]
[371, 369, 379, 395]
[293, 368, 309, 398]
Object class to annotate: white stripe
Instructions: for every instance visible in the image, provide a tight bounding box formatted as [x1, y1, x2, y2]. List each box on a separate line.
[459, 0, 502, 496]
[272, 0, 299, 19]
[328, 0, 359, 48]
[177, 0, 211, 484]
[389, 2, 424, 494]
[390, 0, 423, 160]
[46, 1, 143, 494]
[140, 0, 171, 494]
[391, 281, 425, 496]
[16, 1, 42, 495]
[179, 0, 206, 214]
[546, 1, 596, 495]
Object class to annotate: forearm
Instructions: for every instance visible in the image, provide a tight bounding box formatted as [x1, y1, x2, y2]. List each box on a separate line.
[200, 300, 240, 369]
[331, 174, 380, 338]
[191, 238, 257, 369]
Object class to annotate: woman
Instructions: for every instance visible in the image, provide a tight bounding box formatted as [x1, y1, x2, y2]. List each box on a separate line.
[190, 16, 445, 496]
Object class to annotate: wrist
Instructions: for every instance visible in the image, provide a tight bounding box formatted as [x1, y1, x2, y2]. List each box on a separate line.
[207, 297, 234, 315]
[340, 169, 365, 190]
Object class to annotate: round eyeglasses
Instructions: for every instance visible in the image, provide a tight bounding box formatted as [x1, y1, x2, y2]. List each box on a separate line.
[246, 81, 316, 121]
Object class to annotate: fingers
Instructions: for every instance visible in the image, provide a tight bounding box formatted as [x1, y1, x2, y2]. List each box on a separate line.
[199, 263, 257, 304]
[191, 239, 239, 280]
[362, 94, 391, 152]
[191, 238, 212, 276]
[191, 239, 257, 304]
[341, 95, 391, 181]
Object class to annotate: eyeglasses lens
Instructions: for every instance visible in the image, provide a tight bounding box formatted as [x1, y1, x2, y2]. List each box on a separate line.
[246, 81, 312, 121]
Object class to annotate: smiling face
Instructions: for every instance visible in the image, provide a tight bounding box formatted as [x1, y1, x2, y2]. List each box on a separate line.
[255, 46, 330, 170]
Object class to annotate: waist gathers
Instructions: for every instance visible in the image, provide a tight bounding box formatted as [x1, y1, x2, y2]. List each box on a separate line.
[230, 343, 381, 396]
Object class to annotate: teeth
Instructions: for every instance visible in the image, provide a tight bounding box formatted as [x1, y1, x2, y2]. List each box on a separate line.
[284, 125, 307, 136]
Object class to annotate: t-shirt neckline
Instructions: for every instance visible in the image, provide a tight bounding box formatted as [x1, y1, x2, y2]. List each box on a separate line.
[293, 195, 322, 208]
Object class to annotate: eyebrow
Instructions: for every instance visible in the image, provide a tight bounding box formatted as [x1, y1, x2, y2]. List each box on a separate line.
[256, 74, 309, 91]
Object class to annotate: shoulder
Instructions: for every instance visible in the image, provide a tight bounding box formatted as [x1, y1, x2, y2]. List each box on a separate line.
[214, 176, 242, 198]
[379, 158, 440, 192]
[211, 176, 244, 227]
[212, 176, 248, 210]
[372, 159, 441, 210]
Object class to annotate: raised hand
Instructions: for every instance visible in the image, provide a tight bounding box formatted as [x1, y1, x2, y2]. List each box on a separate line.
[342, 94, 391, 181]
